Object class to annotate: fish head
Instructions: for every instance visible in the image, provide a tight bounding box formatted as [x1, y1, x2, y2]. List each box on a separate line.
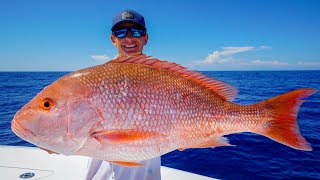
[11, 73, 98, 155]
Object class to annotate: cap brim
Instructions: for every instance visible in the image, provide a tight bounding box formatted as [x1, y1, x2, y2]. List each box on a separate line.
[111, 20, 146, 31]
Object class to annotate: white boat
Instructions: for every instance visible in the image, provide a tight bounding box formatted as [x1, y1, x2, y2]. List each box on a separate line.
[0, 145, 215, 180]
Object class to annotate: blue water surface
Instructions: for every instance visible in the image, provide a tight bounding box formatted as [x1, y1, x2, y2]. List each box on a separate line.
[0, 71, 319, 179]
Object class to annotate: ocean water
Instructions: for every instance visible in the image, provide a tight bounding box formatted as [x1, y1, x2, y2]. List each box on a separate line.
[0, 71, 319, 179]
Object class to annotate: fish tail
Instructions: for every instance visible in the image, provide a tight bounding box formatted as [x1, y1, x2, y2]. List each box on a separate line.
[256, 88, 317, 151]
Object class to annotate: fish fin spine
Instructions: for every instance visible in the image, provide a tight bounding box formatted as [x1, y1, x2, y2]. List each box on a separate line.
[257, 88, 317, 151]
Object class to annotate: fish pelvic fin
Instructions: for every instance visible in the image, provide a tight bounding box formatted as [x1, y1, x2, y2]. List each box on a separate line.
[109, 161, 144, 167]
[39, 147, 59, 154]
[256, 88, 317, 151]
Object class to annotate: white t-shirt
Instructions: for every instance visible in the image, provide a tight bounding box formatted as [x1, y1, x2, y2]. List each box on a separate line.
[85, 157, 161, 180]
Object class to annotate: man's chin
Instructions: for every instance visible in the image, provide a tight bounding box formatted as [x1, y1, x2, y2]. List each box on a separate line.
[121, 50, 142, 57]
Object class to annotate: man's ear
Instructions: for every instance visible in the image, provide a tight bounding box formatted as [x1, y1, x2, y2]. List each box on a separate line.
[144, 34, 149, 45]
[110, 34, 117, 45]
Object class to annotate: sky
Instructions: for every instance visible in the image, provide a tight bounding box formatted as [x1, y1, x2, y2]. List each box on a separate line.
[0, 0, 320, 71]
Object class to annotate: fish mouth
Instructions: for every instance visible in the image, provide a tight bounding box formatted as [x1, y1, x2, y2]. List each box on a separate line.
[11, 119, 36, 140]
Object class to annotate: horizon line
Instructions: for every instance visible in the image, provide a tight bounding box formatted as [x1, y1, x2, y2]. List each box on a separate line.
[1, 69, 320, 73]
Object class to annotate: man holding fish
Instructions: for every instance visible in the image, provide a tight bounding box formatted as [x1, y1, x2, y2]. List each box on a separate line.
[11, 8, 316, 180]
[85, 10, 161, 180]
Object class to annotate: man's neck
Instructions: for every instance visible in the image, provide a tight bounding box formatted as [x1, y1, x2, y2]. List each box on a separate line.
[117, 52, 143, 58]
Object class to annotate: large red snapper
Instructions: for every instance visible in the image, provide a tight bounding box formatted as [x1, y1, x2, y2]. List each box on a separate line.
[11, 55, 316, 166]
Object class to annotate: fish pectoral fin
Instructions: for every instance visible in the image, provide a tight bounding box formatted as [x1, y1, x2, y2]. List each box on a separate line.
[93, 129, 163, 143]
[39, 147, 59, 154]
[109, 161, 144, 167]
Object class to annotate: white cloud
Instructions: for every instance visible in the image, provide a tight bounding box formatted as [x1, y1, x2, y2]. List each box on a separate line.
[297, 61, 320, 66]
[221, 46, 256, 55]
[259, 45, 271, 49]
[189, 45, 299, 70]
[91, 55, 112, 62]
[194, 46, 255, 65]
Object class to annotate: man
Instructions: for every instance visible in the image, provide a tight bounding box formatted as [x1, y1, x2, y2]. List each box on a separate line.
[85, 10, 161, 180]
[110, 10, 148, 58]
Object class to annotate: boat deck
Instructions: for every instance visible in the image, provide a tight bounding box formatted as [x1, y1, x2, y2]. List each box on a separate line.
[0, 145, 215, 180]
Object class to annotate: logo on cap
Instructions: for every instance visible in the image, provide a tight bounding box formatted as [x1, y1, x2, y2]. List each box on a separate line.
[122, 12, 134, 19]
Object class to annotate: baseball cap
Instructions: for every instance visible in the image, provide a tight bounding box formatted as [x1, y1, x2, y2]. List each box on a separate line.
[111, 10, 146, 31]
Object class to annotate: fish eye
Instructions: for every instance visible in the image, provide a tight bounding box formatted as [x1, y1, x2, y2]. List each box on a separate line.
[40, 98, 54, 110]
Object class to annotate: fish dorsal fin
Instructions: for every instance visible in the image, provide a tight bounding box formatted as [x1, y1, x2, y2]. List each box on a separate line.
[108, 55, 238, 100]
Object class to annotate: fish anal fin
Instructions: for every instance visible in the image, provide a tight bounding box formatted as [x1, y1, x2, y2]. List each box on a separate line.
[109, 161, 144, 167]
[211, 136, 234, 147]
[199, 136, 234, 148]
[93, 129, 162, 143]
[179, 137, 234, 150]
[108, 55, 238, 101]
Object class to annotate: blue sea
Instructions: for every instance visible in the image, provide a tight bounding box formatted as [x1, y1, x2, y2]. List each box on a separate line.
[1, 71, 319, 179]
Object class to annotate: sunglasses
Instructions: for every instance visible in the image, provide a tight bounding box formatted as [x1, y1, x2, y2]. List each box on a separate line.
[113, 27, 146, 38]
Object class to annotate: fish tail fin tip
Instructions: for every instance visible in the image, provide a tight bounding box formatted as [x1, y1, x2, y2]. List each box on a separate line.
[258, 88, 317, 151]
